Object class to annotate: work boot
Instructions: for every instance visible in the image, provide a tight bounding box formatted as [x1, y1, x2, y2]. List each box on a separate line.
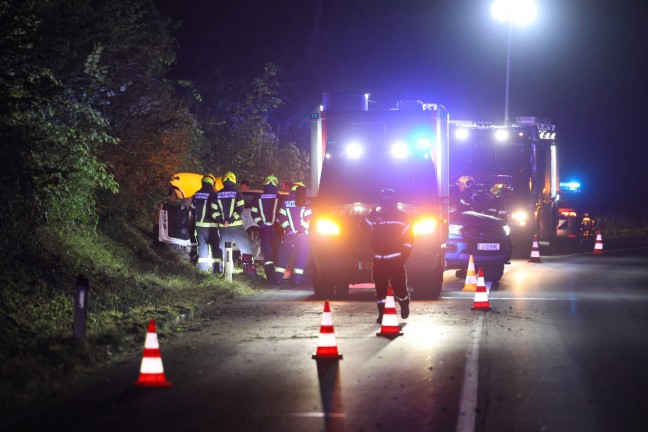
[398, 295, 411, 319]
[376, 301, 385, 324]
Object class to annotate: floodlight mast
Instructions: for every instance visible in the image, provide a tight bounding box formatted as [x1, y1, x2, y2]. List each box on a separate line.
[491, 0, 537, 126]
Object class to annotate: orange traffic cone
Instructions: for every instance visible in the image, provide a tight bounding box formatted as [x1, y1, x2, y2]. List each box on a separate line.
[529, 234, 541, 263]
[471, 268, 492, 311]
[462, 255, 477, 292]
[312, 301, 343, 360]
[377, 287, 403, 338]
[135, 320, 172, 387]
[593, 230, 604, 254]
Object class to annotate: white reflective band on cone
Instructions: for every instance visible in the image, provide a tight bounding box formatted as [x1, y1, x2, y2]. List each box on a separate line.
[382, 313, 399, 327]
[140, 357, 165, 374]
[321, 312, 333, 326]
[145, 332, 159, 349]
[317, 332, 337, 348]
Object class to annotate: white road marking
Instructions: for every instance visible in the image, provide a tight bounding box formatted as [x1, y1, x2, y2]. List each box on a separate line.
[455, 313, 484, 432]
[441, 297, 576, 301]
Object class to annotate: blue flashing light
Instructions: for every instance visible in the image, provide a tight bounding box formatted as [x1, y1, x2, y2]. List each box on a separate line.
[560, 181, 581, 192]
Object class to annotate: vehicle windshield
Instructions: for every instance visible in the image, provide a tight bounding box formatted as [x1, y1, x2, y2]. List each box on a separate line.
[450, 128, 528, 175]
[318, 148, 439, 206]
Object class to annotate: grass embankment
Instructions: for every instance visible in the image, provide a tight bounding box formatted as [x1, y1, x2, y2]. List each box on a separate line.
[593, 212, 648, 250]
[597, 212, 648, 240]
[0, 222, 259, 414]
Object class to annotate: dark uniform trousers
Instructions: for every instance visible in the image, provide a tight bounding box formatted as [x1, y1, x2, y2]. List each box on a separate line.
[259, 224, 279, 279]
[196, 226, 221, 272]
[373, 257, 408, 301]
[275, 233, 309, 285]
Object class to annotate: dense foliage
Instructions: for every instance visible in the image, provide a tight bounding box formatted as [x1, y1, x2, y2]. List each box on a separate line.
[0, 0, 311, 411]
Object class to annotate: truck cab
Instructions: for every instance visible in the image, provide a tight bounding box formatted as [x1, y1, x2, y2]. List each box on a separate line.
[449, 118, 560, 255]
[310, 96, 449, 299]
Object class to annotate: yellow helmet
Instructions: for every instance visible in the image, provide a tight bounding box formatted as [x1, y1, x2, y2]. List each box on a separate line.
[456, 175, 474, 188]
[291, 181, 306, 191]
[201, 175, 214, 186]
[223, 171, 236, 184]
[490, 184, 504, 198]
[264, 175, 279, 186]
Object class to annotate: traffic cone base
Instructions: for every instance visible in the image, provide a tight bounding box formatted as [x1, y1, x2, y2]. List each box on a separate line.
[135, 320, 172, 387]
[593, 230, 604, 255]
[462, 254, 477, 292]
[312, 301, 343, 360]
[529, 234, 541, 263]
[377, 287, 403, 338]
[471, 269, 492, 312]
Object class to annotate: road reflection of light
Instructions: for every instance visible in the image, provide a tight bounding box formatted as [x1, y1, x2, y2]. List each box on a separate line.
[511, 270, 529, 295]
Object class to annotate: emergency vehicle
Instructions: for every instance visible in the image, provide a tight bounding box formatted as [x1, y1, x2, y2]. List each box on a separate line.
[309, 94, 450, 299]
[556, 182, 597, 246]
[449, 117, 560, 254]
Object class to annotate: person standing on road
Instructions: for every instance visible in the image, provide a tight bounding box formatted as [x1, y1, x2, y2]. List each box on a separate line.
[363, 188, 414, 324]
[192, 175, 221, 273]
[252, 175, 282, 283]
[215, 172, 255, 274]
[273, 182, 311, 285]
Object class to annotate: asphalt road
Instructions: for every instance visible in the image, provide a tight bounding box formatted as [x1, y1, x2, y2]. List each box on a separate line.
[4, 244, 648, 432]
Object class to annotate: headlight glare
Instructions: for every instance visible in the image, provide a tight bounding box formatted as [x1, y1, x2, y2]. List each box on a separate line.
[413, 218, 436, 235]
[316, 218, 340, 236]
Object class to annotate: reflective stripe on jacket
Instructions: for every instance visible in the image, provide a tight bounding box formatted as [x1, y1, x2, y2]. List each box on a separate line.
[364, 208, 414, 260]
[278, 199, 311, 235]
[252, 193, 279, 226]
[192, 184, 220, 228]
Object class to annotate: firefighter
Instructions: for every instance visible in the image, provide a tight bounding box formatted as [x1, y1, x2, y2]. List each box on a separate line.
[451, 175, 475, 211]
[363, 188, 414, 323]
[192, 175, 221, 273]
[273, 182, 311, 285]
[215, 171, 255, 275]
[251, 175, 282, 283]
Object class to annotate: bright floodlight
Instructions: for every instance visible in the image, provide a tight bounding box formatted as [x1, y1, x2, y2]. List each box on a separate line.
[494, 129, 509, 141]
[491, 0, 537, 26]
[345, 142, 364, 159]
[390, 142, 409, 159]
[455, 128, 469, 140]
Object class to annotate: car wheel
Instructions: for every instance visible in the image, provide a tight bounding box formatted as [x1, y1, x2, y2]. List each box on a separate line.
[411, 255, 444, 300]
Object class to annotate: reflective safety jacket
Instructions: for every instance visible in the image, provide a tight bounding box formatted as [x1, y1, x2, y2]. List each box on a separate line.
[192, 183, 220, 228]
[278, 196, 311, 235]
[252, 186, 280, 227]
[364, 207, 414, 260]
[215, 183, 245, 228]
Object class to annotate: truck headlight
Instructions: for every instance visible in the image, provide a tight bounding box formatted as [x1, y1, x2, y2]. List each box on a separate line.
[316, 218, 340, 236]
[344, 143, 363, 159]
[413, 218, 436, 235]
[503, 225, 511, 236]
[449, 224, 463, 235]
[511, 210, 528, 226]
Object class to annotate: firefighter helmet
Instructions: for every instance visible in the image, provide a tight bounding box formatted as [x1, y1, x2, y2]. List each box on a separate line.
[291, 181, 306, 191]
[223, 171, 236, 184]
[264, 175, 279, 186]
[490, 184, 503, 198]
[456, 175, 474, 189]
[380, 188, 397, 208]
[201, 175, 214, 186]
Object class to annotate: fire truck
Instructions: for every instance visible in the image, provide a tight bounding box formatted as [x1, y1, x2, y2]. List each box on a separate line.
[449, 117, 560, 254]
[309, 94, 450, 299]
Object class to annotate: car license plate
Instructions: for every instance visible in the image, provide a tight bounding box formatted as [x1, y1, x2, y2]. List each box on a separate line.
[477, 243, 500, 251]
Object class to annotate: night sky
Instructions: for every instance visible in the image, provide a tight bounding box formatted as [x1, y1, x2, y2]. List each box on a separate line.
[155, 0, 648, 214]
